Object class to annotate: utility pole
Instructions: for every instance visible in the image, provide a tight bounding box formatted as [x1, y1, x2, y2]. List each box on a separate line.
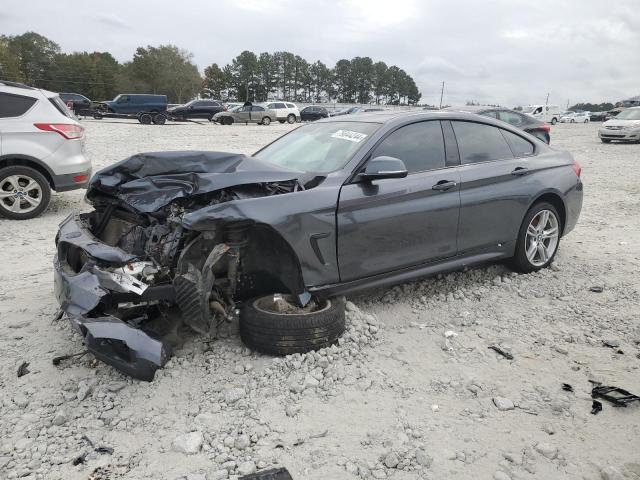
[545, 92, 550, 106]
[439, 81, 445, 109]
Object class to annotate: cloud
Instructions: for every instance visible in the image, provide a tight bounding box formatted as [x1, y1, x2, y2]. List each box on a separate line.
[0, 0, 638, 106]
[93, 13, 129, 29]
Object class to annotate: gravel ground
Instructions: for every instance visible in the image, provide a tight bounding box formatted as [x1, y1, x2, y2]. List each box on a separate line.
[1, 120, 639, 480]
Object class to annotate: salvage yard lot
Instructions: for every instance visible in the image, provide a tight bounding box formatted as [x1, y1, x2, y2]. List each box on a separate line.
[1, 120, 639, 480]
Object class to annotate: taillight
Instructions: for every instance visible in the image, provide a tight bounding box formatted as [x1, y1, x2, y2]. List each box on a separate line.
[539, 123, 551, 133]
[34, 123, 84, 140]
[73, 174, 88, 183]
[572, 159, 582, 178]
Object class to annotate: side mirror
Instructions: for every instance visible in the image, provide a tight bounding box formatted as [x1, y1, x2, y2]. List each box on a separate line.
[360, 156, 408, 181]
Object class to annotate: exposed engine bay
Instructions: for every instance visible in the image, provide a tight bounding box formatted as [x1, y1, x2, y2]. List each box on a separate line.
[54, 151, 322, 380]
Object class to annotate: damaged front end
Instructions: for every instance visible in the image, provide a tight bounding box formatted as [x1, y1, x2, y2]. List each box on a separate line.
[54, 151, 314, 380]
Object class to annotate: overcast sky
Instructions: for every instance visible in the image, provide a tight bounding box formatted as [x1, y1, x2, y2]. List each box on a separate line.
[2, 0, 639, 106]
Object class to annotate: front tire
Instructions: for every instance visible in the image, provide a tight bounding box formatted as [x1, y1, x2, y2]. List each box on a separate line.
[0, 166, 51, 220]
[601, 138, 611, 143]
[511, 202, 561, 273]
[240, 295, 345, 355]
[287, 114, 296, 124]
[152, 113, 167, 125]
[550, 117, 557, 125]
[262, 116, 271, 126]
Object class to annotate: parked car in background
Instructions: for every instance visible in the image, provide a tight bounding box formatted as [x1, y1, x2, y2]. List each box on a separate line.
[97, 94, 167, 115]
[214, 104, 276, 125]
[265, 102, 300, 123]
[300, 105, 329, 121]
[330, 106, 363, 117]
[589, 111, 609, 122]
[521, 104, 562, 124]
[168, 100, 225, 121]
[560, 112, 590, 123]
[0, 81, 91, 219]
[59, 92, 92, 115]
[445, 106, 552, 143]
[52, 110, 582, 379]
[598, 106, 640, 143]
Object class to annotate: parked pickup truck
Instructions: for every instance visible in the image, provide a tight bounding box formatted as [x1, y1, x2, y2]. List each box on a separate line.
[98, 94, 167, 115]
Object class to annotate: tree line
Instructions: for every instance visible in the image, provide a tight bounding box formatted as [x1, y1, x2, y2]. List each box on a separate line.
[0, 32, 421, 105]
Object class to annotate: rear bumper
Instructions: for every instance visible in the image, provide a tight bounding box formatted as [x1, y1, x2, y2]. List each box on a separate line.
[563, 179, 583, 236]
[54, 213, 172, 381]
[52, 169, 92, 191]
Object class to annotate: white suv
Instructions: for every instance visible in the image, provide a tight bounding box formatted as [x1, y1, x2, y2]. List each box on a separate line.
[264, 101, 300, 123]
[0, 81, 91, 219]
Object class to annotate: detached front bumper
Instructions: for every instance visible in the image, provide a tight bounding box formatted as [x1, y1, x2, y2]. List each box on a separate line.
[54, 213, 172, 381]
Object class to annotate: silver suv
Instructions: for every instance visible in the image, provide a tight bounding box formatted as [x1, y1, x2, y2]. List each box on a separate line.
[0, 81, 91, 219]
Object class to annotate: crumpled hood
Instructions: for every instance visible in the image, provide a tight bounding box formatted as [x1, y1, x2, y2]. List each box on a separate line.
[86, 151, 304, 213]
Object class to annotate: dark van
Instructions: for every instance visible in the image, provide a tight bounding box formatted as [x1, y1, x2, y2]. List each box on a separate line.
[101, 94, 168, 114]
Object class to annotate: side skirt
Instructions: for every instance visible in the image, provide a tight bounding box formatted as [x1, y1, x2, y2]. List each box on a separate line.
[309, 247, 513, 298]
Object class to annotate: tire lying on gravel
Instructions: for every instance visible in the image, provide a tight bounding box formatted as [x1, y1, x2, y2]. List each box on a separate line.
[240, 294, 345, 355]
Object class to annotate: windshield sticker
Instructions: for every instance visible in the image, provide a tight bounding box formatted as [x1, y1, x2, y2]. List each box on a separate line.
[331, 130, 368, 143]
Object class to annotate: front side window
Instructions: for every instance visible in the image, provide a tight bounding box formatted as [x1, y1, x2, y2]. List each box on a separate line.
[0, 93, 37, 118]
[451, 121, 514, 164]
[371, 121, 446, 173]
[252, 106, 265, 112]
[286, 103, 295, 108]
[254, 121, 379, 173]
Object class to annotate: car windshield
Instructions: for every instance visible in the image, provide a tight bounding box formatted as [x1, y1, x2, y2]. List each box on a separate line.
[521, 107, 536, 113]
[615, 109, 640, 120]
[254, 121, 380, 173]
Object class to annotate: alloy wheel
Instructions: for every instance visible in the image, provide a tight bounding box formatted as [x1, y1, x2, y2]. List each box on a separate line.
[525, 209, 559, 266]
[0, 174, 43, 214]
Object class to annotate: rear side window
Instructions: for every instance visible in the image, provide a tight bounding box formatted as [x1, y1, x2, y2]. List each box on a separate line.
[498, 111, 524, 126]
[451, 121, 513, 164]
[252, 106, 265, 112]
[0, 93, 37, 118]
[501, 130, 534, 157]
[371, 121, 446, 173]
[49, 96, 73, 118]
[480, 111, 498, 119]
[286, 103, 295, 108]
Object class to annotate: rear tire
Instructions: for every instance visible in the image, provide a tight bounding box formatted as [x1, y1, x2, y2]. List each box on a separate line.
[240, 295, 345, 355]
[510, 202, 561, 273]
[550, 117, 557, 125]
[152, 114, 167, 125]
[0, 166, 51, 220]
[92, 112, 103, 120]
[139, 113, 152, 125]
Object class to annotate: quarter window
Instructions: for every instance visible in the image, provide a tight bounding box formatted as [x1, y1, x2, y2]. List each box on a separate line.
[371, 121, 446, 173]
[0, 93, 37, 118]
[451, 121, 514, 164]
[501, 130, 534, 157]
[480, 111, 498, 119]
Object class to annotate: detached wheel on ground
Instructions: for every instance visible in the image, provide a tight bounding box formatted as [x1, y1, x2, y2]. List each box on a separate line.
[511, 202, 561, 273]
[0, 166, 51, 220]
[240, 294, 345, 355]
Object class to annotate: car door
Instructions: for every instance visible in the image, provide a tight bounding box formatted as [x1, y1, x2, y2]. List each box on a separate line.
[452, 120, 536, 253]
[235, 105, 251, 123]
[250, 106, 265, 122]
[337, 120, 461, 281]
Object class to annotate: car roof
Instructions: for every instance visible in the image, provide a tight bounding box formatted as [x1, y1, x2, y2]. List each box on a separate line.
[443, 105, 494, 113]
[314, 110, 549, 133]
